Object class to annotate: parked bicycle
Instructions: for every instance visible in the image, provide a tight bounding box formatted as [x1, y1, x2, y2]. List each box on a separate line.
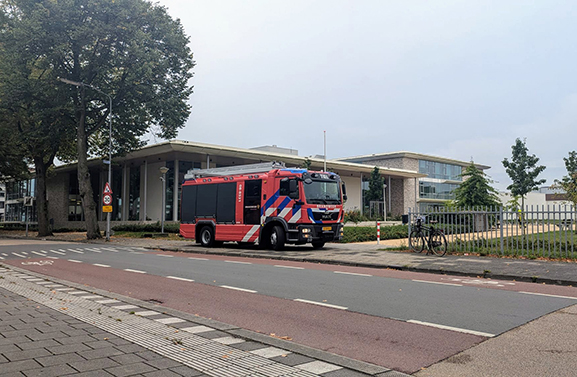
[409, 216, 447, 256]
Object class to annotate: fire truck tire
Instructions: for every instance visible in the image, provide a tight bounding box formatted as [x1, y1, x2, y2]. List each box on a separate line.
[270, 225, 286, 251]
[199, 226, 215, 247]
[311, 241, 325, 249]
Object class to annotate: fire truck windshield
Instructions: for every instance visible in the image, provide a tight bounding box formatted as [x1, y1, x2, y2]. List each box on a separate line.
[303, 180, 341, 204]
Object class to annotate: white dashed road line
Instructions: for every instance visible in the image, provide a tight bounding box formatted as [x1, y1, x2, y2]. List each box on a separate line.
[225, 260, 252, 265]
[68, 249, 85, 254]
[123, 269, 146, 274]
[68, 260, 83, 263]
[12, 253, 26, 258]
[93, 263, 111, 268]
[520, 291, 577, 300]
[274, 265, 305, 270]
[407, 319, 495, 338]
[166, 276, 195, 282]
[294, 299, 348, 310]
[31, 251, 47, 256]
[188, 257, 208, 261]
[412, 279, 463, 287]
[157, 254, 174, 258]
[334, 271, 372, 277]
[220, 285, 257, 293]
[50, 250, 65, 255]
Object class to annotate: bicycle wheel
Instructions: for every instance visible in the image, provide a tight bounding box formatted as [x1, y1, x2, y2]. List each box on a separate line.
[429, 231, 447, 256]
[409, 230, 425, 253]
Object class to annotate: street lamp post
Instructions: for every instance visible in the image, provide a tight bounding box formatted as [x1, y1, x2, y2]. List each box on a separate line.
[59, 78, 113, 241]
[159, 167, 169, 233]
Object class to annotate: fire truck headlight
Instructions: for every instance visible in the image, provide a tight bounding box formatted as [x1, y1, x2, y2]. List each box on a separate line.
[301, 228, 311, 233]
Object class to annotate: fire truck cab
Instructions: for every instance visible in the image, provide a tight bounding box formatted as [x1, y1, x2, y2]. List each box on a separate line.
[179, 162, 346, 250]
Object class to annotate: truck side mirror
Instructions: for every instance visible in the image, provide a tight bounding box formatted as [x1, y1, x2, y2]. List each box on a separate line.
[342, 183, 347, 202]
[289, 180, 299, 199]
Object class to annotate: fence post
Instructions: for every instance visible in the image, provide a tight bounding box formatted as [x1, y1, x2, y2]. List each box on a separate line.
[408, 208, 412, 236]
[377, 222, 380, 245]
[499, 206, 504, 255]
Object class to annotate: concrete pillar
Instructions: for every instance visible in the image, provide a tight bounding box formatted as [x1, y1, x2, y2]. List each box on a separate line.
[172, 159, 179, 221]
[141, 161, 148, 221]
[122, 165, 129, 221]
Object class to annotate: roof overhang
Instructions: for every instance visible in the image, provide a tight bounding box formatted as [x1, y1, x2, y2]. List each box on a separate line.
[54, 140, 425, 179]
[337, 151, 491, 170]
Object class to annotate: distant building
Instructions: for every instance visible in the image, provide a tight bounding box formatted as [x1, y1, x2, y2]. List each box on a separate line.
[337, 152, 490, 212]
[0, 183, 5, 222]
[4, 178, 37, 223]
[499, 186, 570, 209]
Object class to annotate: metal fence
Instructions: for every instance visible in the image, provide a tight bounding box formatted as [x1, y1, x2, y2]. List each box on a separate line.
[408, 205, 577, 259]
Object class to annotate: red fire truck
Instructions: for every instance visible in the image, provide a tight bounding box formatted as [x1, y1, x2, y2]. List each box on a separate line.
[179, 162, 347, 250]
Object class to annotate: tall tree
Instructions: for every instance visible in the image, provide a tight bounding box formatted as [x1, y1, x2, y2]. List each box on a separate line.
[0, 7, 76, 236]
[553, 151, 577, 207]
[502, 138, 546, 208]
[451, 163, 500, 208]
[2, 0, 195, 239]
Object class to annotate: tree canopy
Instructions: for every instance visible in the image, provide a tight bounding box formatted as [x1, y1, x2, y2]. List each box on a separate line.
[451, 163, 500, 208]
[502, 138, 546, 207]
[1, 0, 195, 238]
[553, 151, 577, 207]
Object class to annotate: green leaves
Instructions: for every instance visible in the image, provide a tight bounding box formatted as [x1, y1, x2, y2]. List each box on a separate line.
[502, 138, 546, 204]
[451, 163, 500, 208]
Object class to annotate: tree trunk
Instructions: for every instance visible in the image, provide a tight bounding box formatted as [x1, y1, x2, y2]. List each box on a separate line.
[77, 94, 101, 239]
[34, 157, 53, 237]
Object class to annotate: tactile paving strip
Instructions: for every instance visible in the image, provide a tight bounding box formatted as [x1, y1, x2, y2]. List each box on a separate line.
[0, 267, 322, 377]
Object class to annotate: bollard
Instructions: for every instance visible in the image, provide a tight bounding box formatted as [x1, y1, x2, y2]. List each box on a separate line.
[377, 222, 380, 245]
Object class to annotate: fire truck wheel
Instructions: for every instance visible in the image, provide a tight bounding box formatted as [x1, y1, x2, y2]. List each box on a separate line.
[270, 225, 286, 251]
[199, 226, 215, 247]
[312, 241, 325, 249]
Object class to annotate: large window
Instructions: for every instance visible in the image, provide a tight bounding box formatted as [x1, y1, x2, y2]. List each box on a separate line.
[419, 160, 463, 181]
[6, 179, 35, 200]
[128, 168, 140, 220]
[175, 161, 201, 220]
[68, 174, 84, 221]
[419, 181, 459, 200]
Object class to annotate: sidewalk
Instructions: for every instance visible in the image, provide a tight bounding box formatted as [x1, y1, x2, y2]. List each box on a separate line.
[0, 264, 401, 377]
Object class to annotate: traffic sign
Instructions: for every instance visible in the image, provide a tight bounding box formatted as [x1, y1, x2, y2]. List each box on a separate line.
[102, 205, 112, 213]
[103, 182, 112, 194]
[103, 194, 112, 206]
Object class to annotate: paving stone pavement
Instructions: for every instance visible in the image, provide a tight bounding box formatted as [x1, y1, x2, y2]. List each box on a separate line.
[0, 265, 406, 377]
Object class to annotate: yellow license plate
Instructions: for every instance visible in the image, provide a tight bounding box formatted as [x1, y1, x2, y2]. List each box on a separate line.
[322, 226, 332, 231]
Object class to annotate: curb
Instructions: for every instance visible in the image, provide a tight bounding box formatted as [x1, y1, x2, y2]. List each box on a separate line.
[152, 246, 577, 288]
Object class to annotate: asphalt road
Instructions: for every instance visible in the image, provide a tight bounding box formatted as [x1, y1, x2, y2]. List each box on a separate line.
[2, 240, 577, 374]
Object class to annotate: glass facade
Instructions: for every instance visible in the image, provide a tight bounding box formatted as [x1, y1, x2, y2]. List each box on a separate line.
[5, 178, 37, 222]
[419, 160, 462, 181]
[419, 181, 459, 200]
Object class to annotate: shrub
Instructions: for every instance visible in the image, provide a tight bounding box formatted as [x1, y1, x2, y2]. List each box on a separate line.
[340, 225, 408, 243]
[343, 210, 371, 224]
[112, 222, 180, 234]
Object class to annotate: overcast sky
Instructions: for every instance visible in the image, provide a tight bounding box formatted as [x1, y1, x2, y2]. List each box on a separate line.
[155, 0, 577, 191]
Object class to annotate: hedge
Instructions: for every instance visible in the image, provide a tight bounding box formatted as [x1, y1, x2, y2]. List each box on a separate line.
[340, 225, 408, 243]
